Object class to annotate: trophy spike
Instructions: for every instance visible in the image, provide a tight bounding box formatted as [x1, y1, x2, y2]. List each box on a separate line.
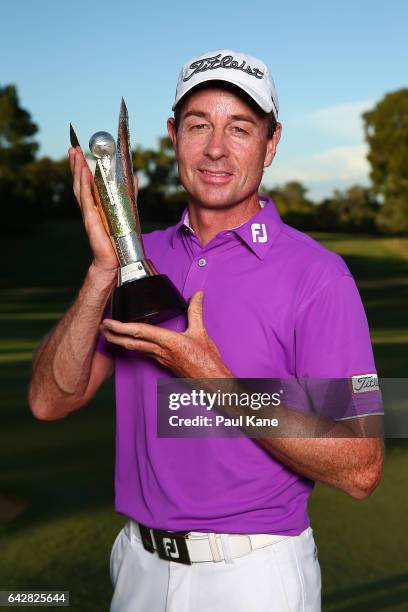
[70, 123, 81, 149]
[119, 97, 128, 119]
[70, 123, 95, 176]
[118, 98, 129, 142]
[116, 98, 140, 237]
[117, 97, 130, 151]
[93, 162, 114, 238]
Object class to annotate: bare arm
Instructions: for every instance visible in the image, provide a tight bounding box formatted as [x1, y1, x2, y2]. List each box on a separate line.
[28, 146, 123, 420]
[254, 416, 384, 500]
[207, 388, 384, 499]
[29, 264, 116, 420]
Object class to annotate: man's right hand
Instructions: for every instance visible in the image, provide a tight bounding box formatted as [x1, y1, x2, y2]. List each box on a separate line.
[68, 146, 118, 273]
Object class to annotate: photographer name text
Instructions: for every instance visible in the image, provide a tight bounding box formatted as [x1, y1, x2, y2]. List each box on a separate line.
[168, 414, 279, 428]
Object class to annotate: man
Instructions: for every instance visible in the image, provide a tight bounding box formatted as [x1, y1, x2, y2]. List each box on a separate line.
[29, 50, 384, 611]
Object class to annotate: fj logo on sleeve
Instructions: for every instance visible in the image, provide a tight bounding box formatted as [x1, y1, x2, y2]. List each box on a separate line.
[251, 223, 268, 243]
[163, 537, 180, 559]
[351, 373, 380, 393]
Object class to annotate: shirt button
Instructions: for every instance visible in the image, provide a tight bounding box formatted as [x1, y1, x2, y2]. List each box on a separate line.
[198, 258, 207, 267]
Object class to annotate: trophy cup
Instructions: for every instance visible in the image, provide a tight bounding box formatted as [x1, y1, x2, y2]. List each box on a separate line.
[70, 99, 187, 324]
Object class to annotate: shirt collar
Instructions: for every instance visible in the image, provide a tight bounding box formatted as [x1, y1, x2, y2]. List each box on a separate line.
[170, 195, 283, 259]
[183, 198, 266, 232]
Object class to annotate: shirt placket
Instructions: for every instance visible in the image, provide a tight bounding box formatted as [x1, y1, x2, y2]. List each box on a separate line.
[180, 231, 235, 298]
[182, 244, 212, 298]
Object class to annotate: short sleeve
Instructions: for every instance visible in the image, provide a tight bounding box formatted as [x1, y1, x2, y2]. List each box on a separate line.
[95, 302, 115, 360]
[292, 274, 383, 420]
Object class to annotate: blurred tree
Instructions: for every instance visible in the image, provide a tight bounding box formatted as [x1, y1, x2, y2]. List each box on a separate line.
[133, 136, 178, 193]
[319, 185, 380, 233]
[0, 84, 39, 232]
[262, 181, 318, 230]
[133, 136, 186, 224]
[263, 181, 312, 214]
[25, 157, 77, 220]
[363, 89, 408, 234]
[0, 84, 38, 172]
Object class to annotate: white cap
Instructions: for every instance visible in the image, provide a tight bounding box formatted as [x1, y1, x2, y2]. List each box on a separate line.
[172, 49, 279, 119]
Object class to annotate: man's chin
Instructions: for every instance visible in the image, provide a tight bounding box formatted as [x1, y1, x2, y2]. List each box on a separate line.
[189, 187, 243, 209]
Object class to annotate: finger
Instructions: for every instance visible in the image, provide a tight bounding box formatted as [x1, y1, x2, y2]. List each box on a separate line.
[186, 291, 205, 335]
[73, 150, 85, 202]
[101, 327, 162, 356]
[133, 174, 139, 197]
[102, 319, 174, 346]
[68, 147, 76, 174]
[80, 164, 98, 218]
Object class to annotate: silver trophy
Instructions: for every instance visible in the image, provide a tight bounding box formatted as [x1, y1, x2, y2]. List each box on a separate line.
[70, 99, 187, 323]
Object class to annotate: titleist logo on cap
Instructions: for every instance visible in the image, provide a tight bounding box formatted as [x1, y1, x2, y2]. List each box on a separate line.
[173, 49, 278, 117]
[183, 53, 265, 82]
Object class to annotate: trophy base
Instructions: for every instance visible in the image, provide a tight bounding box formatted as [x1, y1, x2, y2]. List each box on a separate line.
[112, 274, 188, 324]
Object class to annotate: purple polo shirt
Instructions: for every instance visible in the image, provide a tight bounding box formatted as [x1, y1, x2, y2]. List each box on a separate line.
[96, 195, 383, 535]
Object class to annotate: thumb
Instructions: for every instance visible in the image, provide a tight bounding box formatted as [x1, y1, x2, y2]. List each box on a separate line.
[187, 291, 205, 335]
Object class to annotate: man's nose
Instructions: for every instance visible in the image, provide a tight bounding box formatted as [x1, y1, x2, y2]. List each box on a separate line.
[203, 128, 229, 160]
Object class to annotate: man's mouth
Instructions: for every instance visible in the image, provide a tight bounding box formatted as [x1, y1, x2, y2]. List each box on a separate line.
[197, 168, 234, 185]
[199, 169, 232, 177]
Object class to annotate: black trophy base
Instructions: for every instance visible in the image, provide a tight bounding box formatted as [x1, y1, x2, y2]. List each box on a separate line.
[112, 274, 187, 324]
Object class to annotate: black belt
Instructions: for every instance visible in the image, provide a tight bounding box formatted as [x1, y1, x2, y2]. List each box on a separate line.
[138, 522, 192, 565]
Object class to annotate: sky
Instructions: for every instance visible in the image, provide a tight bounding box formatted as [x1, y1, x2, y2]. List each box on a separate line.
[1, 0, 407, 201]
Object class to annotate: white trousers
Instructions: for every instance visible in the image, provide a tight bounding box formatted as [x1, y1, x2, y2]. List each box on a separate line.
[110, 521, 321, 612]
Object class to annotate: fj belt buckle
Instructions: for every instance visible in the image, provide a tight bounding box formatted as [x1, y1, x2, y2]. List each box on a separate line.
[139, 524, 192, 565]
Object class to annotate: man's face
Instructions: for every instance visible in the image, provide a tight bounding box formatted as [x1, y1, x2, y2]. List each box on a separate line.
[167, 87, 281, 210]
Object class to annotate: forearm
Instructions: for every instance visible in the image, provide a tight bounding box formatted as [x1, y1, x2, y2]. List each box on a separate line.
[168, 366, 383, 499]
[257, 433, 384, 499]
[214, 387, 383, 498]
[29, 263, 116, 419]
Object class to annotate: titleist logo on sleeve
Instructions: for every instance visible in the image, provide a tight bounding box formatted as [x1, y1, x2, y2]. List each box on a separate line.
[183, 54, 265, 82]
[351, 373, 380, 393]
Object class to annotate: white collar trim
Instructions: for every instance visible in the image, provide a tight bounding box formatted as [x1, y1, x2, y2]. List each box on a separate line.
[184, 199, 266, 233]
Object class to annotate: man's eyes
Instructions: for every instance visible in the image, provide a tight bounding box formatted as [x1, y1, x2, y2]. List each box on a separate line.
[187, 123, 249, 134]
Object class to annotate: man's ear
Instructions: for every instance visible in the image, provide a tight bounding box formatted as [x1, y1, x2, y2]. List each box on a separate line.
[264, 122, 282, 168]
[167, 117, 177, 150]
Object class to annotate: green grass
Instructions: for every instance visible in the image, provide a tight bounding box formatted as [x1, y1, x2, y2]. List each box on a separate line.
[311, 445, 408, 611]
[309, 232, 408, 378]
[0, 222, 407, 610]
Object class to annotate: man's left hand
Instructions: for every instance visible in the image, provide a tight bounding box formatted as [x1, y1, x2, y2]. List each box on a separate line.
[101, 291, 233, 378]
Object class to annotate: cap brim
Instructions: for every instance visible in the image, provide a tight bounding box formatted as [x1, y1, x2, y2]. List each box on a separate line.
[172, 75, 275, 116]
